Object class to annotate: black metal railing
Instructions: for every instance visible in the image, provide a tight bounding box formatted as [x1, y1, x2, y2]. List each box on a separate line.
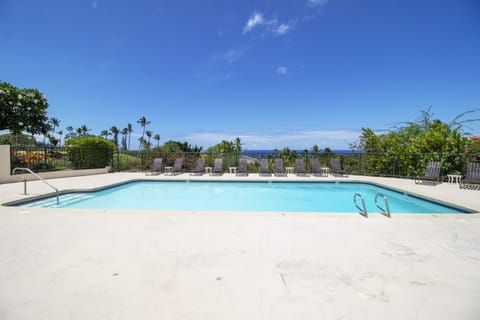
[9, 145, 480, 180]
[112, 150, 480, 179]
[10, 146, 112, 172]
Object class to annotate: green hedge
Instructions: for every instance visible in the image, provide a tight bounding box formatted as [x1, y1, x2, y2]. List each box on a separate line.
[65, 137, 115, 169]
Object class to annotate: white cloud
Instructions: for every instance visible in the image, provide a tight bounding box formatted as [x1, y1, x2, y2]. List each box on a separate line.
[224, 47, 248, 64]
[243, 11, 293, 37]
[277, 66, 288, 75]
[307, 0, 330, 7]
[276, 23, 291, 35]
[243, 12, 264, 34]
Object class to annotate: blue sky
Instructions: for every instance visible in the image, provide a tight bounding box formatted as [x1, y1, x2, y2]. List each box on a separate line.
[1, 0, 479, 150]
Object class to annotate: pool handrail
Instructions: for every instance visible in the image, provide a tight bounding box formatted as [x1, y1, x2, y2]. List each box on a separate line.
[353, 193, 367, 217]
[12, 167, 59, 205]
[375, 193, 391, 218]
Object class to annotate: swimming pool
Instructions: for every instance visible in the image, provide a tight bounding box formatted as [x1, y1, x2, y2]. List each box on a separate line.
[12, 181, 470, 214]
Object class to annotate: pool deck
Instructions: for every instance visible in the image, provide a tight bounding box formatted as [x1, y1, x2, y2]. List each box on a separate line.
[0, 173, 479, 319]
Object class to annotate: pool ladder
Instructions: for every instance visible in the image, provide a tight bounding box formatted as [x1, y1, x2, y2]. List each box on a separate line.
[12, 167, 59, 205]
[353, 193, 391, 218]
[375, 193, 391, 218]
[354, 193, 368, 217]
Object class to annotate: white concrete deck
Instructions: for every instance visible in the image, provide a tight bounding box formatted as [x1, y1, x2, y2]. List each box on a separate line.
[1, 173, 479, 319]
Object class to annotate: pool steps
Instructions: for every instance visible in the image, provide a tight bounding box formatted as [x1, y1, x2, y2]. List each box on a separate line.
[23, 193, 92, 208]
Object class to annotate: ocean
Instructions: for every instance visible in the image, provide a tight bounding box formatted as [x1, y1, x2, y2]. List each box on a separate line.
[241, 149, 363, 156]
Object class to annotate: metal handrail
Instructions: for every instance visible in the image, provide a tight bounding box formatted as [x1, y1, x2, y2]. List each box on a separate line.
[12, 167, 59, 205]
[375, 193, 391, 218]
[353, 193, 368, 217]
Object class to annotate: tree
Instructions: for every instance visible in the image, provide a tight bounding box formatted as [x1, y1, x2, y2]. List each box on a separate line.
[49, 117, 60, 135]
[235, 137, 243, 152]
[145, 130, 152, 145]
[0, 132, 36, 146]
[65, 137, 116, 169]
[41, 123, 52, 146]
[127, 123, 133, 150]
[65, 126, 75, 140]
[58, 130, 63, 147]
[153, 134, 161, 148]
[137, 116, 151, 150]
[466, 136, 480, 154]
[0, 81, 49, 136]
[76, 125, 90, 137]
[101, 130, 110, 140]
[110, 126, 119, 148]
[206, 137, 242, 154]
[138, 136, 146, 150]
[357, 108, 479, 176]
[121, 128, 128, 150]
[162, 140, 202, 153]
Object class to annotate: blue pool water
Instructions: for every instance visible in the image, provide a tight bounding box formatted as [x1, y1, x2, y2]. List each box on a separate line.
[16, 181, 468, 214]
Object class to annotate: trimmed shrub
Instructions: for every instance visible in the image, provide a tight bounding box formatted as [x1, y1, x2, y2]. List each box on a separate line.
[65, 137, 115, 169]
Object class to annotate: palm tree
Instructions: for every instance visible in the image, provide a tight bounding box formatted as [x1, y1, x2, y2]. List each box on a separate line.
[49, 117, 60, 137]
[235, 137, 242, 152]
[111, 126, 119, 147]
[48, 134, 59, 146]
[121, 128, 128, 150]
[153, 134, 161, 148]
[127, 123, 133, 150]
[121, 136, 127, 150]
[145, 130, 152, 144]
[65, 126, 75, 140]
[58, 130, 63, 146]
[100, 130, 110, 140]
[137, 116, 151, 150]
[79, 124, 90, 137]
[138, 136, 146, 150]
[42, 124, 52, 145]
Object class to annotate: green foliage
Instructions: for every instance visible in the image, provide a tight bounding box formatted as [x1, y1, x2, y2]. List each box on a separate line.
[0, 81, 49, 135]
[65, 137, 116, 169]
[206, 138, 242, 153]
[161, 140, 203, 153]
[357, 108, 478, 177]
[0, 133, 37, 146]
[114, 152, 142, 171]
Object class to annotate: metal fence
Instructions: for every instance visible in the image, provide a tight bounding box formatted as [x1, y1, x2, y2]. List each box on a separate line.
[10, 146, 112, 172]
[9, 146, 480, 180]
[113, 150, 480, 179]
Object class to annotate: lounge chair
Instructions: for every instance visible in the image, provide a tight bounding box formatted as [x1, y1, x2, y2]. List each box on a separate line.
[415, 161, 441, 185]
[170, 157, 184, 176]
[146, 158, 162, 176]
[274, 158, 287, 177]
[259, 159, 271, 176]
[330, 158, 347, 177]
[236, 158, 249, 176]
[460, 162, 480, 189]
[212, 158, 223, 175]
[190, 158, 205, 176]
[311, 158, 326, 177]
[295, 158, 308, 177]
